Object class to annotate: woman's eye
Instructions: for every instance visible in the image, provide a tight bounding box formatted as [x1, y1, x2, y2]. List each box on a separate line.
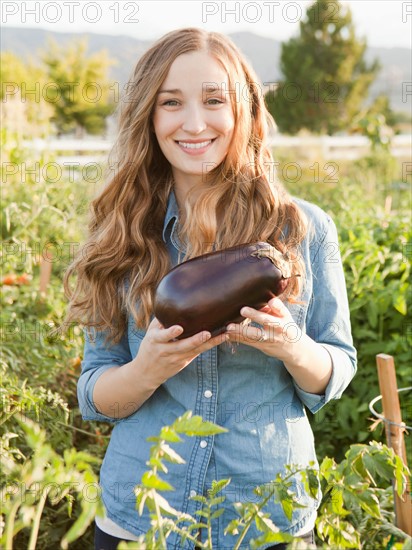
[207, 98, 224, 105]
[161, 99, 179, 106]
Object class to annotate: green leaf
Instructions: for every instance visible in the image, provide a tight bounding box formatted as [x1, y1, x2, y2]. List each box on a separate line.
[250, 531, 293, 549]
[147, 456, 169, 473]
[357, 490, 381, 518]
[301, 468, 320, 499]
[367, 300, 378, 328]
[135, 488, 149, 516]
[394, 455, 408, 496]
[279, 498, 294, 521]
[363, 450, 393, 483]
[393, 293, 407, 315]
[224, 518, 241, 536]
[173, 412, 228, 436]
[60, 497, 100, 549]
[194, 509, 209, 518]
[254, 512, 278, 533]
[210, 508, 225, 520]
[158, 443, 185, 465]
[146, 492, 181, 517]
[141, 471, 174, 491]
[190, 495, 207, 504]
[158, 426, 182, 443]
[316, 516, 360, 548]
[208, 478, 231, 497]
[186, 522, 208, 532]
[320, 457, 336, 482]
[351, 453, 370, 481]
[329, 486, 350, 516]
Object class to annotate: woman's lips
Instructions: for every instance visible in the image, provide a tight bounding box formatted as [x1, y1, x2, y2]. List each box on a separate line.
[175, 138, 216, 155]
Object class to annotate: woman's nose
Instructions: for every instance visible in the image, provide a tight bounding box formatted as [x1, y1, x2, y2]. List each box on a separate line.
[180, 104, 207, 134]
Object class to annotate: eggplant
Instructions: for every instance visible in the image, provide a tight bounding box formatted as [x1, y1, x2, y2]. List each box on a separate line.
[154, 242, 294, 339]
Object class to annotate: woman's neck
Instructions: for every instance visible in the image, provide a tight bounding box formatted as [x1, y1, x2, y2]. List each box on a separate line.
[173, 182, 201, 227]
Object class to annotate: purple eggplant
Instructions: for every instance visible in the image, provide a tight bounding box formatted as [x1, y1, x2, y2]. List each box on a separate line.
[154, 242, 294, 339]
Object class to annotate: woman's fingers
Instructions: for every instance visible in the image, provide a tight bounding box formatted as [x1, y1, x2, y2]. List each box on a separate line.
[268, 297, 288, 315]
[240, 306, 278, 326]
[177, 329, 228, 352]
[226, 322, 275, 344]
[151, 320, 227, 351]
[149, 319, 183, 342]
[240, 299, 291, 325]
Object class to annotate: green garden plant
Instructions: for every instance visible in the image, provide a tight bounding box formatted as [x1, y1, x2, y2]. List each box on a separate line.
[1, 131, 410, 546]
[0, 416, 103, 550]
[277, 152, 411, 463]
[112, 413, 411, 549]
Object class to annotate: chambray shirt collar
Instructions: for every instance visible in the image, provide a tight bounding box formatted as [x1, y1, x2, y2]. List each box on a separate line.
[162, 189, 180, 244]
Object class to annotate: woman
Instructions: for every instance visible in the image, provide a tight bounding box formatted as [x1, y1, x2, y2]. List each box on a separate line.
[64, 28, 357, 550]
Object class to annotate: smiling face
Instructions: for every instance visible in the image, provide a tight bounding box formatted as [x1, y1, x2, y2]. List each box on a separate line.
[152, 50, 235, 192]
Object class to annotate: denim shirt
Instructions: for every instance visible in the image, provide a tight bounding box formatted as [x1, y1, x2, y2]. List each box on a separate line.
[78, 190, 357, 549]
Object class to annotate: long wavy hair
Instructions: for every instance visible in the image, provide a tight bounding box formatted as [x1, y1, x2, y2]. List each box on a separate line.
[63, 27, 307, 344]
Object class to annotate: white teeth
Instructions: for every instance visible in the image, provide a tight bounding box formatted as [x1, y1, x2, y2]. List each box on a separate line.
[178, 140, 212, 149]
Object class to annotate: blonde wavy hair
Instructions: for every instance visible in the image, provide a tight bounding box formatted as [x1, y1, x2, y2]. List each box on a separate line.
[63, 27, 307, 344]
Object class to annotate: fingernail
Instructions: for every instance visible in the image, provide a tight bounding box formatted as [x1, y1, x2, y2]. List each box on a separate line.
[241, 307, 250, 315]
[173, 326, 183, 335]
[227, 324, 236, 330]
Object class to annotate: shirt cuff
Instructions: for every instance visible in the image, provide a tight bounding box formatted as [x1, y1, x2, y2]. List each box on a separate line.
[77, 364, 122, 423]
[293, 343, 355, 413]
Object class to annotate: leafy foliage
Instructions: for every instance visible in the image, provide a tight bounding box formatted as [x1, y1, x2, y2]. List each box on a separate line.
[1, 131, 410, 546]
[266, 0, 380, 134]
[1, 39, 115, 137]
[1, 131, 108, 548]
[121, 411, 318, 549]
[0, 52, 54, 137]
[0, 415, 103, 550]
[277, 149, 411, 464]
[118, 418, 410, 550]
[317, 441, 410, 548]
[42, 38, 116, 136]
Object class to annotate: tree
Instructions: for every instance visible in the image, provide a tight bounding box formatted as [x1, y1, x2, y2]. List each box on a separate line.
[42, 38, 116, 137]
[0, 52, 53, 137]
[265, 0, 380, 135]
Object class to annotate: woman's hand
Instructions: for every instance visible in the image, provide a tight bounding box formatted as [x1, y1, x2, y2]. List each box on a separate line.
[137, 318, 228, 387]
[93, 320, 227, 419]
[225, 297, 301, 363]
[225, 297, 333, 394]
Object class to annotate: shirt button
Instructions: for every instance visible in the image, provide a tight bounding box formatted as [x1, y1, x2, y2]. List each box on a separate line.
[204, 390, 212, 398]
[200, 440, 208, 448]
[189, 490, 197, 498]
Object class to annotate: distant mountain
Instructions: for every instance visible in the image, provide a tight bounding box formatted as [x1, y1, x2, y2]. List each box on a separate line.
[2, 27, 410, 113]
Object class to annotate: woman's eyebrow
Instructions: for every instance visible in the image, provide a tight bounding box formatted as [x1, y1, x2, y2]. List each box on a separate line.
[203, 84, 223, 92]
[158, 88, 181, 94]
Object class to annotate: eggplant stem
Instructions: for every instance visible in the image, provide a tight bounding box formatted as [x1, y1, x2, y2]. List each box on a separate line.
[250, 246, 293, 278]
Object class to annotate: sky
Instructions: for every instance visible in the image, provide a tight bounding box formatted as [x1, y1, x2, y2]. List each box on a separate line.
[1, 0, 411, 48]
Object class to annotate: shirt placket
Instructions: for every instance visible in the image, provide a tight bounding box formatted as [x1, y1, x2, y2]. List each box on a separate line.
[166, 212, 219, 548]
[178, 346, 218, 549]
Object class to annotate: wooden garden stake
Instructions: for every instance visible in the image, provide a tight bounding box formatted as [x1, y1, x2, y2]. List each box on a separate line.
[376, 353, 411, 535]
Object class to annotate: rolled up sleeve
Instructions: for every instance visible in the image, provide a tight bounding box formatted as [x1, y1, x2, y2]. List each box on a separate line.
[294, 214, 357, 413]
[77, 326, 133, 422]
